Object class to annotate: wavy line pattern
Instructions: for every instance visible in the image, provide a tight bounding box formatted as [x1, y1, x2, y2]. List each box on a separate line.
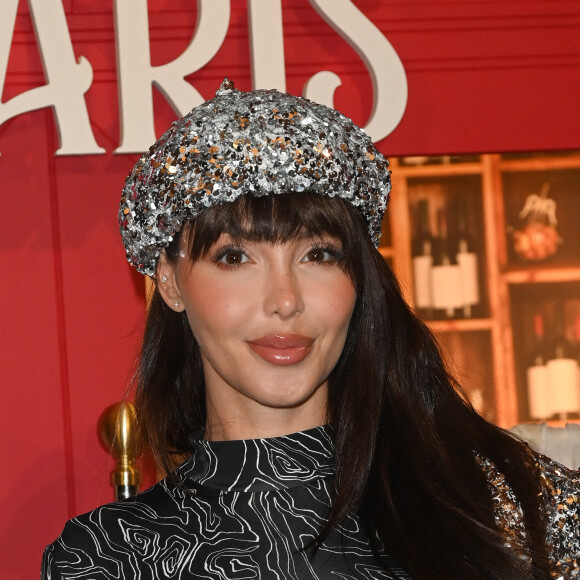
[42, 426, 579, 579]
[42, 427, 407, 579]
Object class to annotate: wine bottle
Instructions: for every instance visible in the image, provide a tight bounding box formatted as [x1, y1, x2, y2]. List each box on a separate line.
[431, 207, 461, 318]
[531, 313, 547, 366]
[574, 314, 580, 402]
[526, 313, 550, 419]
[454, 198, 479, 318]
[574, 315, 580, 360]
[412, 199, 433, 317]
[546, 303, 580, 418]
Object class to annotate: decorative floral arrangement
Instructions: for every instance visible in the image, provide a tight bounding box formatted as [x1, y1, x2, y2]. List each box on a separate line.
[511, 183, 562, 261]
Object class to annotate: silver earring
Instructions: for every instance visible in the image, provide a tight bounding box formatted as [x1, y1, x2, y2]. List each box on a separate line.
[161, 275, 168, 283]
[174, 301, 180, 308]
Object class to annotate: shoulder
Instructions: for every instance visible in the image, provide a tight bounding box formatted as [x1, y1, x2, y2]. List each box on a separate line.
[535, 453, 580, 573]
[41, 478, 187, 579]
[477, 450, 580, 575]
[476, 453, 528, 555]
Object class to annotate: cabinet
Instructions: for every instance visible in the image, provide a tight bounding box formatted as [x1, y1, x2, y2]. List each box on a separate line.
[380, 152, 580, 428]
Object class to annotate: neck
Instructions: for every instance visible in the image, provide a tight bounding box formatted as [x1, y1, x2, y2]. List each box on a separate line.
[204, 386, 328, 441]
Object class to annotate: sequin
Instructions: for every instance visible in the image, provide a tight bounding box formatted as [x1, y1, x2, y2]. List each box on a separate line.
[477, 453, 580, 577]
[118, 79, 391, 276]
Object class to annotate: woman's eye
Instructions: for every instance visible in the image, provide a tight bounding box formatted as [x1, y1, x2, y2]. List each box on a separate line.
[217, 249, 249, 266]
[303, 247, 334, 263]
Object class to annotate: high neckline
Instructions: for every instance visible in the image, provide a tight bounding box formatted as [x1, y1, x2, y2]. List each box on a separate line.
[178, 425, 335, 493]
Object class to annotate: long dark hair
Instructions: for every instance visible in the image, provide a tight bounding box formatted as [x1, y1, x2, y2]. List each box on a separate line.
[134, 192, 551, 579]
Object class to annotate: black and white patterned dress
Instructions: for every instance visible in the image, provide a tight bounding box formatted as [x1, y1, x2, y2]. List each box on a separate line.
[42, 426, 406, 579]
[42, 425, 580, 579]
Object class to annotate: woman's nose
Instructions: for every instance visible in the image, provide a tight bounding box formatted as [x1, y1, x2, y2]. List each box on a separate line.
[263, 268, 305, 319]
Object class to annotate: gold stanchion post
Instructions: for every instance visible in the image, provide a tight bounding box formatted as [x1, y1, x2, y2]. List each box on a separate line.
[98, 401, 143, 500]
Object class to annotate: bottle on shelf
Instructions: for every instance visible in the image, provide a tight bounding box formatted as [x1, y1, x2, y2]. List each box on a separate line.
[412, 199, 434, 318]
[454, 198, 480, 318]
[431, 207, 462, 318]
[546, 302, 580, 419]
[526, 313, 551, 420]
[574, 314, 580, 400]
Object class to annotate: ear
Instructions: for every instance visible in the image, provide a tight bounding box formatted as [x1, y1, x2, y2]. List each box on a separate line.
[157, 251, 186, 313]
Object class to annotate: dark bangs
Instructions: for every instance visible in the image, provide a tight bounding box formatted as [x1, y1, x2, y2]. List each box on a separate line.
[172, 192, 367, 277]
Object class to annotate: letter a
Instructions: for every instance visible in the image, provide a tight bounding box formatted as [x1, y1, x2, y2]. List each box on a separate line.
[114, 0, 230, 154]
[0, 0, 104, 155]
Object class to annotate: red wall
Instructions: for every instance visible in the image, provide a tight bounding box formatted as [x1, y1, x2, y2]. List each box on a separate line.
[1, 1, 579, 577]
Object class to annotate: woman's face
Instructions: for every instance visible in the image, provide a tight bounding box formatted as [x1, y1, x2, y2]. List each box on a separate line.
[159, 231, 356, 439]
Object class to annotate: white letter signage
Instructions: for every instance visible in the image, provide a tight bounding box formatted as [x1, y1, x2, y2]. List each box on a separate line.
[0, 1, 407, 155]
[114, 0, 230, 154]
[306, 0, 408, 142]
[0, 0, 104, 155]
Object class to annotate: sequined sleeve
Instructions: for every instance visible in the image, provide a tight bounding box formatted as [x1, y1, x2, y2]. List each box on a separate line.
[536, 454, 580, 578]
[478, 453, 580, 578]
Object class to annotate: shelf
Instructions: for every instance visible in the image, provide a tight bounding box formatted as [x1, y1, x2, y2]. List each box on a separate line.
[428, 318, 495, 333]
[393, 162, 483, 178]
[503, 267, 580, 284]
[388, 151, 580, 428]
[499, 155, 580, 173]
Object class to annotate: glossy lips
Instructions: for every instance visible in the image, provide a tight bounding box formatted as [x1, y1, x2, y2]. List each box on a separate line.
[247, 335, 314, 366]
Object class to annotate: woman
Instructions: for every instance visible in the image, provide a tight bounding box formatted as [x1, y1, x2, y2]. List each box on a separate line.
[43, 80, 579, 579]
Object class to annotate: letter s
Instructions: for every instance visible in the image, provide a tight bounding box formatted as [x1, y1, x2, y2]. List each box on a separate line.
[305, 0, 408, 143]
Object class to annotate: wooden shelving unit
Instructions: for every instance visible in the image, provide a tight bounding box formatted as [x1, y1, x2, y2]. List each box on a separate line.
[382, 152, 580, 428]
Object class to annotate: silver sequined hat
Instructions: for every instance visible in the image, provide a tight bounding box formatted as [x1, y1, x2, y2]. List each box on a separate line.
[119, 79, 391, 276]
